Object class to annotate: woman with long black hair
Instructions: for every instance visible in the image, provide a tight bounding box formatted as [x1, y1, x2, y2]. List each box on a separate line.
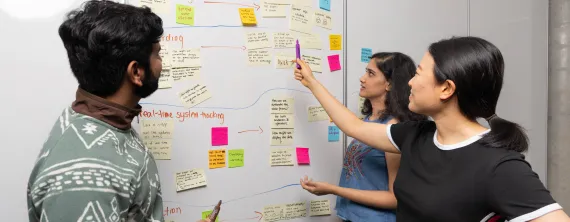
[294, 36, 570, 222]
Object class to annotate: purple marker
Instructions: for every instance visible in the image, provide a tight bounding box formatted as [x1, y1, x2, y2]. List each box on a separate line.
[296, 39, 301, 69]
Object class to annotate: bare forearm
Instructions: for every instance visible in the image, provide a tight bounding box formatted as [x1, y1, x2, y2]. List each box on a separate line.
[332, 185, 397, 209]
[307, 80, 363, 137]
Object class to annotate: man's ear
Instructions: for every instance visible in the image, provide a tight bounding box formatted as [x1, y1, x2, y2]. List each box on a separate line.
[386, 82, 391, 91]
[439, 79, 456, 100]
[126, 61, 144, 87]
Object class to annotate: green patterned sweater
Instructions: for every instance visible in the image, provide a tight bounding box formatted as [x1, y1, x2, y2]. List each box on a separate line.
[27, 107, 164, 222]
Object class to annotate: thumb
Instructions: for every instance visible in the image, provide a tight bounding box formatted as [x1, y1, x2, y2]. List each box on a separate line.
[296, 58, 309, 71]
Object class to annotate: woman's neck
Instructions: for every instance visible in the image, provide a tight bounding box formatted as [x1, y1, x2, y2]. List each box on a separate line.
[368, 96, 386, 121]
[431, 110, 489, 145]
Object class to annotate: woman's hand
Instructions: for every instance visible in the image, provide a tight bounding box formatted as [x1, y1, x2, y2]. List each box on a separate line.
[300, 175, 337, 196]
[294, 59, 317, 88]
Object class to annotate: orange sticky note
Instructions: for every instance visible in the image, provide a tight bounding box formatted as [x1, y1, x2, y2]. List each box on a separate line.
[329, 34, 342, 50]
[208, 149, 226, 169]
[239, 8, 257, 26]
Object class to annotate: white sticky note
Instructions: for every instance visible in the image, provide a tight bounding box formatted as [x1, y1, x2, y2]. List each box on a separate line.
[140, 0, 169, 14]
[143, 139, 172, 160]
[140, 120, 174, 140]
[261, 0, 288, 17]
[314, 10, 332, 30]
[175, 169, 207, 192]
[302, 54, 322, 73]
[246, 32, 272, 49]
[358, 96, 365, 118]
[310, 200, 331, 216]
[271, 113, 294, 128]
[308, 106, 329, 122]
[273, 32, 296, 48]
[275, 54, 296, 69]
[171, 48, 201, 68]
[158, 70, 173, 89]
[171, 67, 200, 81]
[271, 97, 294, 114]
[247, 49, 272, 66]
[290, 5, 312, 34]
[271, 129, 294, 146]
[179, 84, 212, 108]
[299, 34, 322, 50]
[263, 202, 307, 220]
[159, 42, 171, 69]
[270, 148, 294, 166]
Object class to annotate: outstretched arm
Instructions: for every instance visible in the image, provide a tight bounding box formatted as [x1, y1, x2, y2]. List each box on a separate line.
[294, 59, 399, 153]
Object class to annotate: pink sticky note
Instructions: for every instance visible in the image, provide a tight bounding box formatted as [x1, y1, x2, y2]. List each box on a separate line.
[328, 54, 341, 71]
[296, 147, 310, 165]
[211, 127, 228, 146]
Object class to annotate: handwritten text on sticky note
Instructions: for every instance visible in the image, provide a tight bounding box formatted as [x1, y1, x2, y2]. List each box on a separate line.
[308, 106, 329, 122]
[314, 10, 332, 30]
[211, 127, 228, 146]
[171, 48, 201, 68]
[175, 169, 207, 192]
[296, 147, 310, 164]
[290, 5, 311, 34]
[176, 5, 195, 26]
[208, 149, 226, 169]
[271, 128, 294, 146]
[361, 48, 372, 63]
[328, 126, 340, 142]
[228, 149, 244, 168]
[179, 84, 211, 108]
[239, 8, 257, 25]
[310, 200, 331, 216]
[143, 139, 172, 160]
[141, 120, 174, 140]
[271, 97, 294, 114]
[270, 148, 294, 166]
[302, 54, 322, 73]
[327, 54, 341, 71]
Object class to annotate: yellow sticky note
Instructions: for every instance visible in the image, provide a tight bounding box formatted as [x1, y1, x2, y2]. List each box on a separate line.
[208, 149, 226, 169]
[176, 5, 195, 26]
[239, 8, 257, 26]
[329, 34, 342, 50]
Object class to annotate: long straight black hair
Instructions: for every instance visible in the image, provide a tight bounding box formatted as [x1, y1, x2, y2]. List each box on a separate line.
[428, 36, 529, 152]
[361, 52, 427, 122]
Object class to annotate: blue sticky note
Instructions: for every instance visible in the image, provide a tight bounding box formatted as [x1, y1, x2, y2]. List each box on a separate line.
[319, 0, 331, 11]
[361, 48, 372, 63]
[328, 126, 340, 142]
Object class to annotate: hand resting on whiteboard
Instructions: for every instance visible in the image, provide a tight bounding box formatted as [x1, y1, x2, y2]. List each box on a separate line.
[293, 59, 400, 154]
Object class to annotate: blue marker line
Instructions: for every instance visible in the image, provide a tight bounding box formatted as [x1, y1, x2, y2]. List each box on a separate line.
[140, 88, 311, 111]
[163, 183, 301, 208]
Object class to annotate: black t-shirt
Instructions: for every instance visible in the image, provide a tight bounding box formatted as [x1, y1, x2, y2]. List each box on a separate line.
[387, 120, 561, 222]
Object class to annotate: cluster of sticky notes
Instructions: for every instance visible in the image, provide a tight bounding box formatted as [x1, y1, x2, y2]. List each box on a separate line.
[328, 126, 340, 142]
[270, 97, 295, 146]
[239, 8, 257, 26]
[270, 147, 311, 166]
[208, 148, 245, 169]
[175, 168, 207, 192]
[141, 120, 174, 160]
[176, 4, 195, 26]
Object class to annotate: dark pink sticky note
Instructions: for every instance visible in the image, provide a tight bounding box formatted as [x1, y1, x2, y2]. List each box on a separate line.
[296, 147, 310, 165]
[327, 54, 341, 71]
[211, 127, 228, 146]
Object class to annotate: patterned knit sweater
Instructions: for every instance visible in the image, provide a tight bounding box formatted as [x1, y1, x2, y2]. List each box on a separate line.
[27, 107, 163, 222]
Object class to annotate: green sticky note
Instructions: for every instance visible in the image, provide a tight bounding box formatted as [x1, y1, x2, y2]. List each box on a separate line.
[228, 149, 244, 168]
[202, 210, 219, 222]
[176, 4, 195, 26]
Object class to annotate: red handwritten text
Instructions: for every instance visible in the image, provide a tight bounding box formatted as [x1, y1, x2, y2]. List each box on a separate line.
[140, 109, 225, 124]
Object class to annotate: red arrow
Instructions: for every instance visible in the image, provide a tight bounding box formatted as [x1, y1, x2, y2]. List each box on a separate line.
[201, 45, 247, 50]
[204, 1, 260, 10]
[238, 126, 263, 134]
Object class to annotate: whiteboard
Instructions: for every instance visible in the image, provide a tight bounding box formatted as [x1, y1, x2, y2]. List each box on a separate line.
[0, 0, 345, 221]
[346, 0, 469, 118]
[131, 0, 346, 221]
